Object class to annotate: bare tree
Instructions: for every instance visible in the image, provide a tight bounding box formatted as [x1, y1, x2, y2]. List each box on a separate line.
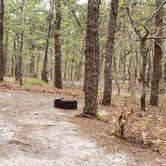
[127, 1, 150, 111]
[127, 0, 166, 110]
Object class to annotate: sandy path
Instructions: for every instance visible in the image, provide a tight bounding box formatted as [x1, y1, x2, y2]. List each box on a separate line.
[0, 90, 156, 166]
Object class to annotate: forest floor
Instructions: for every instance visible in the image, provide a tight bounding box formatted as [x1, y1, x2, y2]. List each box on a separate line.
[0, 81, 166, 165]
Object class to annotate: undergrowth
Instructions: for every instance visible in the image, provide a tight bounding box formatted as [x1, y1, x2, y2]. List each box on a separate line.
[23, 79, 48, 87]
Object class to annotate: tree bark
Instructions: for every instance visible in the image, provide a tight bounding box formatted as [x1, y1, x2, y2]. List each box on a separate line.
[63, 60, 67, 80]
[4, 31, 8, 75]
[150, 0, 163, 106]
[122, 55, 127, 82]
[17, 0, 24, 85]
[15, 33, 19, 81]
[54, 0, 62, 89]
[140, 39, 148, 111]
[83, 0, 100, 116]
[127, 0, 136, 102]
[19, 32, 23, 85]
[70, 58, 74, 86]
[15, 32, 23, 85]
[11, 37, 16, 76]
[50, 48, 53, 80]
[29, 41, 35, 77]
[0, 0, 4, 81]
[36, 48, 41, 78]
[164, 62, 166, 82]
[102, 0, 119, 106]
[147, 51, 151, 87]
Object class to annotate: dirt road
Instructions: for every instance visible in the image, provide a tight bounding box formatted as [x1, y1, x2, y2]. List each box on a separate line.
[0, 90, 164, 166]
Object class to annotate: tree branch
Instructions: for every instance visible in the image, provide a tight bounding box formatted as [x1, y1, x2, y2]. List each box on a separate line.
[64, 0, 83, 35]
[126, 6, 142, 39]
[147, 36, 166, 40]
[145, 0, 166, 24]
[120, 49, 132, 60]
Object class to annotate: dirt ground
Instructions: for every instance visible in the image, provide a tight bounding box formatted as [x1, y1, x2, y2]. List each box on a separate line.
[0, 89, 165, 166]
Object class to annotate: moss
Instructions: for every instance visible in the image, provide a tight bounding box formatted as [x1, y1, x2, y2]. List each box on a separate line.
[96, 114, 107, 122]
[23, 79, 48, 87]
[140, 121, 150, 127]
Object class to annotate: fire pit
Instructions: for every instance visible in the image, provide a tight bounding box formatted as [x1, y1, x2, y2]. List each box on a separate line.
[54, 98, 77, 110]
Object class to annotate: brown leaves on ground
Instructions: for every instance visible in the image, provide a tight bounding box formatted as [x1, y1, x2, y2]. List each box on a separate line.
[106, 96, 166, 157]
[73, 95, 166, 158]
[0, 82, 83, 98]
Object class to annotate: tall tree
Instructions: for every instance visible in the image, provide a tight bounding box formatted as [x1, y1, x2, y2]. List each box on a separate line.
[82, 0, 100, 116]
[4, 31, 8, 75]
[19, 31, 24, 85]
[150, 0, 163, 106]
[42, 0, 53, 83]
[0, 0, 4, 81]
[19, 2, 24, 85]
[54, 0, 62, 89]
[29, 28, 35, 77]
[127, 1, 151, 111]
[102, 0, 119, 106]
[127, 0, 136, 103]
[15, 33, 20, 81]
[15, 0, 24, 85]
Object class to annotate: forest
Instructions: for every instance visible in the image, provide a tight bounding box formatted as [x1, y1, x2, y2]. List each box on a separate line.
[0, 0, 166, 165]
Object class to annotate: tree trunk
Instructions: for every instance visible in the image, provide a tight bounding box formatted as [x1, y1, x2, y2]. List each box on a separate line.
[15, 31, 23, 85]
[102, 0, 119, 106]
[0, 0, 4, 81]
[83, 0, 100, 116]
[75, 54, 84, 81]
[54, 0, 62, 89]
[18, 32, 24, 85]
[164, 62, 166, 82]
[135, 50, 139, 79]
[127, 0, 136, 102]
[63, 60, 67, 80]
[18, 0, 24, 85]
[15, 33, 20, 81]
[150, 0, 163, 106]
[50, 48, 53, 80]
[36, 48, 40, 78]
[29, 41, 35, 77]
[11, 38, 16, 76]
[122, 55, 126, 82]
[42, 0, 53, 83]
[140, 40, 148, 111]
[130, 55, 136, 102]
[4, 31, 8, 75]
[147, 51, 151, 87]
[70, 59, 74, 85]
[127, 0, 150, 110]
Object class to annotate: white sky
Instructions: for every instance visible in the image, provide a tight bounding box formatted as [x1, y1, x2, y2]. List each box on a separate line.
[78, 0, 111, 4]
[78, 0, 88, 4]
[41, 0, 88, 8]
